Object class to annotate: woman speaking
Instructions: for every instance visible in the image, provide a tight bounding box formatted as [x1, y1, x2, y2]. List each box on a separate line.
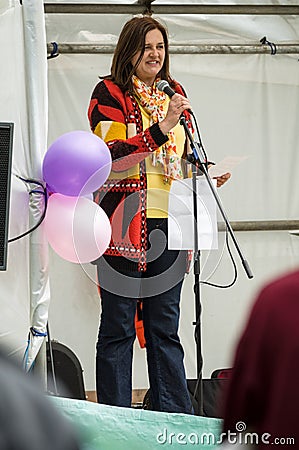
[88, 15, 229, 414]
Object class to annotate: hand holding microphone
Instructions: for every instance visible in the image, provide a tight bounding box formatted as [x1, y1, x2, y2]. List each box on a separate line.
[157, 80, 231, 188]
[156, 80, 177, 99]
[157, 80, 192, 135]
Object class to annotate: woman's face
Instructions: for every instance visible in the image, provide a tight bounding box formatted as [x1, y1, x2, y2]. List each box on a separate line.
[131, 28, 165, 86]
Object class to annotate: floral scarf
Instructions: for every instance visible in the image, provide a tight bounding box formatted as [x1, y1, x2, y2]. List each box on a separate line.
[132, 75, 184, 183]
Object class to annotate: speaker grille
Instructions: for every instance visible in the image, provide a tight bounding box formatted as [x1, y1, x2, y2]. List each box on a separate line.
[0, 123, 14, 270]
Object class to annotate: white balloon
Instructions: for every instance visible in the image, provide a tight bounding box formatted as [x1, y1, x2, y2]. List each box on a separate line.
[44, 194, 111, 264]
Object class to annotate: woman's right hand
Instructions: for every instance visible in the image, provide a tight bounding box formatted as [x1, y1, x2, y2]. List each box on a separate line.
[159, 93, 191, 135]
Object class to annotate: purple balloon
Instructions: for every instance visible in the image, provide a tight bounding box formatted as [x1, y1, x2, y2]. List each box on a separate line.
[42, 131, 112, 196]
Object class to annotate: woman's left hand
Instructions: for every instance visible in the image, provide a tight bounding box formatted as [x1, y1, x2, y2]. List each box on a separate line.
[214, 172, 231, 188]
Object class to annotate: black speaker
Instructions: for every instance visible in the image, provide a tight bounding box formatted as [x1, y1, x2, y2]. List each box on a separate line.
[0, 122, 14, 271]
[46, 340, 86, 400]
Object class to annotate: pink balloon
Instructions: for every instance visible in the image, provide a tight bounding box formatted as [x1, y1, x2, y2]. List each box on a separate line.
[44, 194, 111, 264]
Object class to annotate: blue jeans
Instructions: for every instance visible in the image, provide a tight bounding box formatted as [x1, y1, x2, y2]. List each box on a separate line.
[96, 219, 193, 413]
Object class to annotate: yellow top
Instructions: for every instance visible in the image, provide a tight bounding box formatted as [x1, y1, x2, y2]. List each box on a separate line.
[141, 99, 186, 218]
[100, 97, 186, 218]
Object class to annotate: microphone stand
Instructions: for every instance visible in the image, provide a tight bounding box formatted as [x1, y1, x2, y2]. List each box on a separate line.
[179, 115, 253, 416]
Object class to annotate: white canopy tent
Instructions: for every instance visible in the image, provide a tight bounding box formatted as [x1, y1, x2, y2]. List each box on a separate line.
[1, 0, 299, 394]
[0, 0, 49, 380]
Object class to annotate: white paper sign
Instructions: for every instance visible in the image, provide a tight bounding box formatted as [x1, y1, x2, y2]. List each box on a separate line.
[208, 155, 248, 178]
[168, 177, 218, 250]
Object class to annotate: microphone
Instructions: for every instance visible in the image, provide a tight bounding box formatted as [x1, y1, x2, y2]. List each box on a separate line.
[156, 79, 176, 98]
[156, 80, 193, 115]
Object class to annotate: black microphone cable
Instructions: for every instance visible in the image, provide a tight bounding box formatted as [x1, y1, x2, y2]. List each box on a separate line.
[200, 226, 238, 289]
[8, 175, 48, 243]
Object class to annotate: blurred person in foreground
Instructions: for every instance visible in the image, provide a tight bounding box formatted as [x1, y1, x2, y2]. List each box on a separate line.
[221, 269, 299, 448]
[88, 15, 230, 414]
[0, 348, 80, 450]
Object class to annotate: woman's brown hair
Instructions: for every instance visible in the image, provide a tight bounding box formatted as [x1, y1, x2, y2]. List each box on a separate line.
[103, 16, 173, 92]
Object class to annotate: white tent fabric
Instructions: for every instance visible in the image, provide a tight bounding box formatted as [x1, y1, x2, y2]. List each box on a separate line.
[22, 0, 49, 376]
[0, 2, 28, 356]
[45, 2, 299, 391]
[1, 0, 299, 393]
[0, 0, 49, 378]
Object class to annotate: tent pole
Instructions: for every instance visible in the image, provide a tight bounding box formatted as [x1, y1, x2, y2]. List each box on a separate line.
[44, 3, 299, 16]
[47, 42, 299, 55]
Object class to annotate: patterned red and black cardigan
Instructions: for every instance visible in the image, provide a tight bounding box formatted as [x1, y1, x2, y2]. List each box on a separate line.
[88, 78, 192, 272]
